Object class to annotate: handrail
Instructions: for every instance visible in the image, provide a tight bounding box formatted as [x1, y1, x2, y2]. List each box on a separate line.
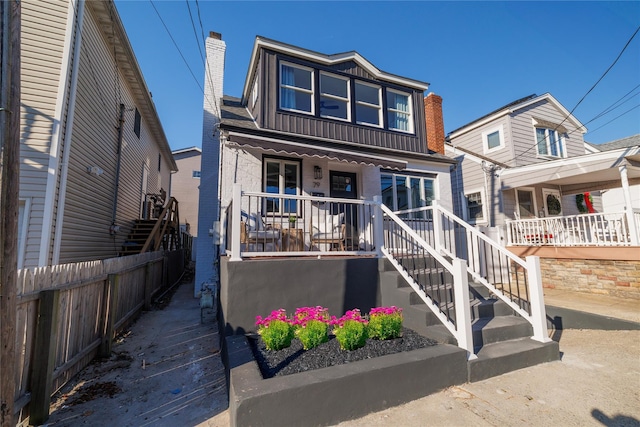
[141, 197, 181, 253]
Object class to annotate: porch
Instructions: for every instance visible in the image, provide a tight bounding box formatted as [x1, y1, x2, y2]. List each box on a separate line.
[506, 210, 640, 247]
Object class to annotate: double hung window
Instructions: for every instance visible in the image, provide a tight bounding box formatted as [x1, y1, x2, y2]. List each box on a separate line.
[320, 72, 350, 121]
[387, 89, 413, 132]
[355, 82, 382, 127]
[465, 191, 485, 223]
[264, 158, 300, 214]
[536, 127, 565, 158]
[280, 63, 313, 114]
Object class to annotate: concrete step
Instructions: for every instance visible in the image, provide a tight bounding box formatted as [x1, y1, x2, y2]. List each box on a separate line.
[472, 316, 533, 351]
[468, 338, 560, 382]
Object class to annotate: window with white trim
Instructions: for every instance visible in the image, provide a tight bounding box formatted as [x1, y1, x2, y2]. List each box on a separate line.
[515, 188, 536, 218]
[264, 158, 301, 214]
[279, 62, 314, 114]
[387, 89, 413, 133]
[320, 72, 350, 121]
[465, 190, 485, 223]
[355, 81, 382, 127]
[536, 127, 565, 158]
[381, 173, 434, 218]
[482, 125, 504, 154]
[192, 170, 201, 178]
[251, 78, 258, 107]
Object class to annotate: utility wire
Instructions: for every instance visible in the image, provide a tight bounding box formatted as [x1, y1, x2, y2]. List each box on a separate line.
[148, 0, 214, 109]
[511, 25, 640, 163]
[194, 0, 221, 119]
[584, 104, 640, 136]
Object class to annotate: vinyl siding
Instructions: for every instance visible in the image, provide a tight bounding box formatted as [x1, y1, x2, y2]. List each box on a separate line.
[57, 4, 173, 264]
[171, 152, 201, 237]
[510, 99, 585, 167]
[20, 0, 70, 267]
[260, 50, 427, 154]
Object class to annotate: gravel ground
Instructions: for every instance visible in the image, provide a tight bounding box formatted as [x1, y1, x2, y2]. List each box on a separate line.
[249, 328, 437, 378]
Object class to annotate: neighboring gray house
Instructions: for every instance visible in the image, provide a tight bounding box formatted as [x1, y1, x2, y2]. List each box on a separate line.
[446, 93, 639, 299]
[19, 0, 177, 269]
[596, 135, 640, 213]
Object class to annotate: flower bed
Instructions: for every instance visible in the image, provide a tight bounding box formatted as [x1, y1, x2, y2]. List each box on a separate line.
[226, 306, 470, 426]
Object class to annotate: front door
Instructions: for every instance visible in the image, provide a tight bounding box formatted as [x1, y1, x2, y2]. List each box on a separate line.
[330, 171, 358, 249]
[542, 189, 562, 216]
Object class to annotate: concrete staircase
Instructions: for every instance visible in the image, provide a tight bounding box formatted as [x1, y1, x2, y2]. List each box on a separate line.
[379, 258, 559, 382]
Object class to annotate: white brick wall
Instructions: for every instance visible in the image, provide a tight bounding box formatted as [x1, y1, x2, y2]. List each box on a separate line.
[195, 35, 225, 296]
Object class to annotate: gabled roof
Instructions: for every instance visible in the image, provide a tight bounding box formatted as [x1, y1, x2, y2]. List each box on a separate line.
[447, 93, 586, 139]
[172, 147, 202, 155]
[241, 36, 429, 104]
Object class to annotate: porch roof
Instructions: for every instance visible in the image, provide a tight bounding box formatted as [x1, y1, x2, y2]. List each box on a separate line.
[225, 132, 408, 170]
[499, 146, 640, 194]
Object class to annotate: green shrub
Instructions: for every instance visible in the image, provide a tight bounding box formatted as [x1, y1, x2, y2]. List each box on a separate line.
[333, 319, 368, 351]
[368, 306, 403, 340]
[295, 319, 329, 350]
[258, 319, 295, 351]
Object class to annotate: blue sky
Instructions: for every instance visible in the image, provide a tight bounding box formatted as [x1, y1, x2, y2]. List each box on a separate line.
[114, 1, 640, 150]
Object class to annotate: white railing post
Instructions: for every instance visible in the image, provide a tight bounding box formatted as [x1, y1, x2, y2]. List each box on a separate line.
[452, 258, 477, 360]
[526, 256, 551, 343]
[230, 184, 242, 261]
[373, 196, 384, 258]
[432, 200, 443, 254]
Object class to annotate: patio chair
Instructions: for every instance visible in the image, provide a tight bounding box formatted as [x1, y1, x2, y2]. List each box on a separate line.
[310, 212, 345, 251]
[240, 217, 281, 252]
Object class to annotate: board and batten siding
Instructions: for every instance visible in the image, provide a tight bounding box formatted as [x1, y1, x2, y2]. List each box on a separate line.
[259, 49, 428, 154]
[20, 0, 72, 268]
[510, 99, 585, 167]
[57, 4, 173, 264]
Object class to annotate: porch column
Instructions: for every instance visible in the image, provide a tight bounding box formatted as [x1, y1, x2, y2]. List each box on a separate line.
[372, 196, 384, 258]
[619, 164, 639, 246]
[230, 184, 242, 261]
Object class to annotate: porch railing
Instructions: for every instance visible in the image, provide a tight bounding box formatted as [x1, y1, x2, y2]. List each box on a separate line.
[506, 211, 639, 247]
[222, 184, 378, 260]
[384, 202, 550, 354]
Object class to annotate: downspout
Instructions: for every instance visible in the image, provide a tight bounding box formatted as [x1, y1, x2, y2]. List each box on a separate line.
[111, 103, 126, 230]
[50, 0, 85, 265]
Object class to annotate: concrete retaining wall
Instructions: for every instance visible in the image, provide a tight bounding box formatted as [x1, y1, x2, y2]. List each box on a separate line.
[219, 256, 381, 336]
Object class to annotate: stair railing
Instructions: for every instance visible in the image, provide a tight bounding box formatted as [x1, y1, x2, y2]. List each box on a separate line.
[391, 201, 550, 345]
[380, 203, 476, 359]
[141, 197, 181, 253]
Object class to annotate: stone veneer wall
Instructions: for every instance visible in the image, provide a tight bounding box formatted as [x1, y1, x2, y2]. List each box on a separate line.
[540, 258, 640, 299]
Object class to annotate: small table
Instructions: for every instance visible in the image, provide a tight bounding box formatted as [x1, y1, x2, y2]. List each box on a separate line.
[282, 228, 304, 252]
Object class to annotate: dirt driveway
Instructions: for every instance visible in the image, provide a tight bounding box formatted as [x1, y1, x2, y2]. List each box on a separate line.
[46, 281, 229, 427]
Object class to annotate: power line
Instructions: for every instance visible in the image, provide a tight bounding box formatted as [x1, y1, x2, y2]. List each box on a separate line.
[584, 104, 640, 136]
[194, 0, 220, 119]
[148, 0, 213, 109]
[585, 84, 640, 125]
[511, 25, 640, 163]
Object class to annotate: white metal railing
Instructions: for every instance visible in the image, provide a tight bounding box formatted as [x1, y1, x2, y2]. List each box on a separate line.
[506, 211, 639, 247]
[224, 184, 378, 260]
[384, 202, 550, 358]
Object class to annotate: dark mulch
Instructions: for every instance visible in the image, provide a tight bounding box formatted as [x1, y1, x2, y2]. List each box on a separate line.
[248, 327, 438, 379]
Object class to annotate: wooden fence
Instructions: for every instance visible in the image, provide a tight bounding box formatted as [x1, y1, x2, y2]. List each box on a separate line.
[13, 250, 185, 426]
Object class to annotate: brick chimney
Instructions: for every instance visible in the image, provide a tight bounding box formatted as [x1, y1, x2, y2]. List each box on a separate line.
[424, 93, 445, 155]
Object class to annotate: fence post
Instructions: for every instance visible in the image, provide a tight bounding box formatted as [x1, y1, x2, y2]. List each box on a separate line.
[230, 184, 242, 261]
[526, 256, 551, 343]
[29, 289, 60, 425]
[432, 200, 443, 254]
[372, 196, 384, 257]
[452, 258, 476, 360]
[144, 261, 152, 310]
[100, 274, 119, 357]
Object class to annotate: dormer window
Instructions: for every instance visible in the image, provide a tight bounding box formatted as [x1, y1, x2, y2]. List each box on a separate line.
[355, 81, 382, 127]
[536, 127, 565, 158]
[387, 89, 413, 133]
[279, 62, 314, 114]
[320, 72, 350, 121]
